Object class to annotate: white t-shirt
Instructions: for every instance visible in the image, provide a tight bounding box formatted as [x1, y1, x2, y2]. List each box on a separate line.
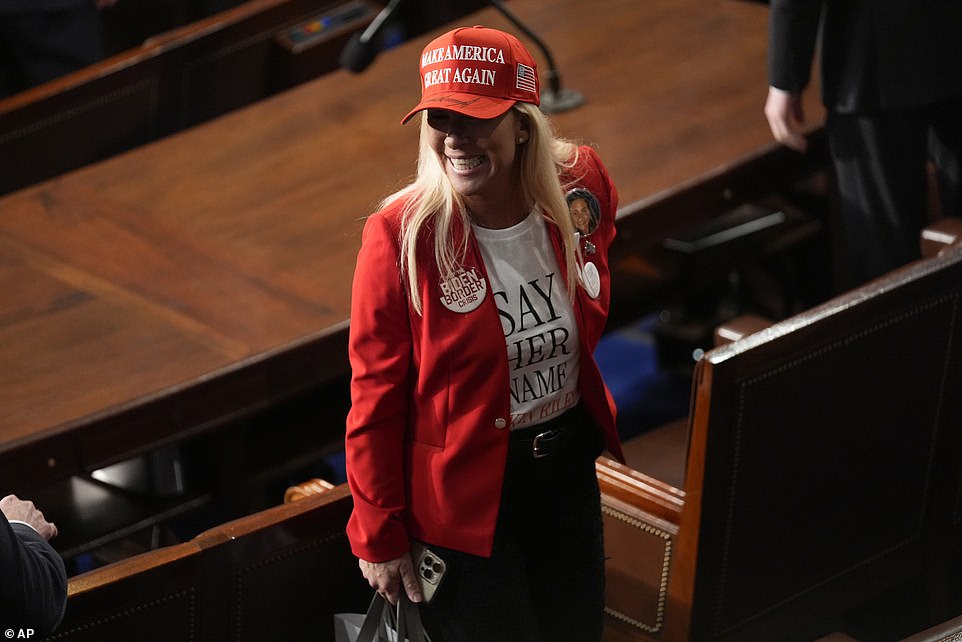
[472, 212, 581, 429]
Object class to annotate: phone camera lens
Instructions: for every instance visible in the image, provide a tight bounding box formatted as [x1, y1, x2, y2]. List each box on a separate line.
[423, 568, 434, 580]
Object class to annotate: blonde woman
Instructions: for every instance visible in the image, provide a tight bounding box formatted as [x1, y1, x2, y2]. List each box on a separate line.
[345, 26, 624, 641]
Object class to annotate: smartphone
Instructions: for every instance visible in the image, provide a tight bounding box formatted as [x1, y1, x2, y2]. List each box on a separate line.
[410, 540, 446, 603]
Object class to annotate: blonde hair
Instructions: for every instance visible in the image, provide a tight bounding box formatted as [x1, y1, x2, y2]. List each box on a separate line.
[384, 102, 582, 314]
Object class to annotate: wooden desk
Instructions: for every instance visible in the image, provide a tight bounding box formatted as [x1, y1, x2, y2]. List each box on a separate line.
[0, 0, 824, 492]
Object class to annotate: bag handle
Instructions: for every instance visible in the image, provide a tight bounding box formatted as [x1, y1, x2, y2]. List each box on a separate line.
[397, 592, 429, 642]
[355, 593, 384, 642]
[356, 592, 430, 642]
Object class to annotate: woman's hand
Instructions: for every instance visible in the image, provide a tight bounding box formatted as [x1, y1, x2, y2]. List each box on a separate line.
[359, 552, 424, 605]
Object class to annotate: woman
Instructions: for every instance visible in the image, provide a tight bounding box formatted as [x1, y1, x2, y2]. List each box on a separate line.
[345, 25, 625, 641]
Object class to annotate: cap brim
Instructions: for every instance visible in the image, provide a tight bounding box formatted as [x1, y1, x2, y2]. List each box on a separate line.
[401, 93, 516, 125]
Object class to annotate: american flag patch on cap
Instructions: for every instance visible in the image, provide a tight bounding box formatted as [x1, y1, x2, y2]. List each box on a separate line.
[516, 63, 537, 93]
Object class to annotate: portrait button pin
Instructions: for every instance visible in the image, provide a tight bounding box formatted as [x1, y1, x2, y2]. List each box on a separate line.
[494, 418, 507, 429]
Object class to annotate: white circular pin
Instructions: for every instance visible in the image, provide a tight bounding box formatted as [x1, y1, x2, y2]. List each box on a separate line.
[439, 267, 487, 313]
[581, 261, 601, 299]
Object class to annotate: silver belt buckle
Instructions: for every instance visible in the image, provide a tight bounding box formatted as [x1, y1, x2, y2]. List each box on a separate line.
[532, 429, 561, 458]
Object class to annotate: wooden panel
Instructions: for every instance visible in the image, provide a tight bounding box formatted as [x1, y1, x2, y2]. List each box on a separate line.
[193, 483, 369, 642]
[598, 457, 684, 640]
[51, 541, 212, 641]
[603, 495, 679, 639]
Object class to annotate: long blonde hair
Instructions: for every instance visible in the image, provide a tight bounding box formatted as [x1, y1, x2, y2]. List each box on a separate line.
[383, 102, 582, 314]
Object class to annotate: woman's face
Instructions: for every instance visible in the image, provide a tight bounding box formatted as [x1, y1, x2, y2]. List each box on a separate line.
[570, 198, 592, 233]
[425, 109, 525, 205]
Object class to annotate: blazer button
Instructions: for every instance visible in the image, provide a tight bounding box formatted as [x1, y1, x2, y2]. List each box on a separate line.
[494, 417, 507, 429]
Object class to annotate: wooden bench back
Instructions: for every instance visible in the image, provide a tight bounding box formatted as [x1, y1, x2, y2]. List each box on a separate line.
[193, 483, 369, 641]
[46, 541, 213, 640]
[668, 244, 962, 641]
[45, 483, 369, 642]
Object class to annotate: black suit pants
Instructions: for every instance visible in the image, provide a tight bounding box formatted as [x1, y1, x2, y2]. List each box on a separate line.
[827, 95, 962, 287]
[419, 406, 606, 642]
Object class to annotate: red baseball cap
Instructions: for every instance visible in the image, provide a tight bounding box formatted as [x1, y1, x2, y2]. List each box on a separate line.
[401, 25, 541, 124]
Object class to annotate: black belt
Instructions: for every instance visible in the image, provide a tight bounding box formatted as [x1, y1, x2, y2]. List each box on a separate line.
[507, 406, 579, 460]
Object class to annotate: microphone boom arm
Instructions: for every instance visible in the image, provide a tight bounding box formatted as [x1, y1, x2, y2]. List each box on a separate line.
[488, 0, 584, 113]
[359, 0, 403, 44]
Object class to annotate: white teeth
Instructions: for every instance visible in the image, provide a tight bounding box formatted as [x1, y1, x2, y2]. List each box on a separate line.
[449, 156, 484, 171]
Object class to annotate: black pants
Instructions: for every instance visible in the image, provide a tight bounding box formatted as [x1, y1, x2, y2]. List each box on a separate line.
[0, 7, 103, 98]
[420, 408, 605, 642]
[827, 95, 962, 287]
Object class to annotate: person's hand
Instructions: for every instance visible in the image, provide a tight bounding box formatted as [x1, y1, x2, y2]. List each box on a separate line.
[764, 86, 808, 153]
[359, 552, 424, 605]
[0, 495, 58, 541]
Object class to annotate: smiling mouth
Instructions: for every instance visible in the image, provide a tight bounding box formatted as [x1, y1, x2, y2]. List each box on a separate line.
[448, 156, 486, 172]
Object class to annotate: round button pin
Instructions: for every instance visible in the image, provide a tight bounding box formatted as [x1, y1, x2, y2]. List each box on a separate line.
[439, 267, 487, 313]
[581, 261, 601, 299]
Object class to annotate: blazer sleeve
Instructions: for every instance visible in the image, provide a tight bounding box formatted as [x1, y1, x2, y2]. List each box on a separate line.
[767, 0, 824, 92]
[584, 145, 618, 267]
[0, 515, 67, 635]
[344, 211, 416, 562]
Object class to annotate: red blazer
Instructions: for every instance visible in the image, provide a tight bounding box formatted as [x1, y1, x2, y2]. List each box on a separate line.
[345, 146, 624, 562]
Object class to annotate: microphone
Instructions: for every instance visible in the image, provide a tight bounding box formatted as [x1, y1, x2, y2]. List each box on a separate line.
[487, 0, 585, 113]
[340, 0, 405, 73]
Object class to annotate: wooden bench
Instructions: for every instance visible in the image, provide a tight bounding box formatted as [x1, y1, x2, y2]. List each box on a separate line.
[708, 216, 962, 349]
[44, 483, 370, 642]
[0, 0, 379, 196]
[606, 132, 832, 331]
[43, 540, 212, 640]
[193, 482, 369, 641]
[600, 242, 962, 641]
